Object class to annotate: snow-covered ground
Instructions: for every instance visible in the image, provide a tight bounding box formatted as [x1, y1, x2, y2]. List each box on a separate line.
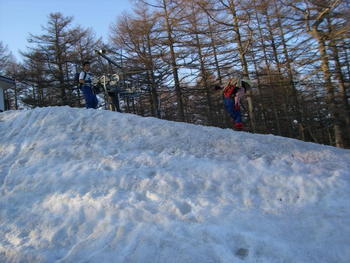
[0, 106, 349, 263]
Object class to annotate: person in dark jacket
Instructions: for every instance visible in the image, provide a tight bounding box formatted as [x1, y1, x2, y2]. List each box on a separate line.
[79, 61, 98, 109]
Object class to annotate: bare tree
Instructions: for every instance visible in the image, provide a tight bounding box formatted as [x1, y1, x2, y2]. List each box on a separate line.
[138, 0, 188, 121]
[21, 13, 100, 107]
[285, 0, 350, 147]
[110, 6, 167, 117]
[0, 42, 14, 75]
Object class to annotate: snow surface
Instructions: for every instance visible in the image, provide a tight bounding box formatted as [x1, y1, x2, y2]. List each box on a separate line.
[0, 106, 350, 263]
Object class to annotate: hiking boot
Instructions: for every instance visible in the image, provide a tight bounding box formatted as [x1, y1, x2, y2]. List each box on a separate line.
[234, 122, 243, 130]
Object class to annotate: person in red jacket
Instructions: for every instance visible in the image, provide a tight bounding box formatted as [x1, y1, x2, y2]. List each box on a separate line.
[223, 77, 249, 130]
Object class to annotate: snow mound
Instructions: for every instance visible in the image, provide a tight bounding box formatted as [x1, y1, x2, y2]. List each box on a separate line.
[0, 106, 349, 263]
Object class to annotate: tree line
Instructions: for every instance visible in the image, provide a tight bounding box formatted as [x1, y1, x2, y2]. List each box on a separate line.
[1, 0, 349, 148]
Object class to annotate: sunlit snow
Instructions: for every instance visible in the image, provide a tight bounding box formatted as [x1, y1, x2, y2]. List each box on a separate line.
[0, 106, 349, 263]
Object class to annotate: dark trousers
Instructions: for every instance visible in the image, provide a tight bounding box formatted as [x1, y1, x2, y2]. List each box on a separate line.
[224, 97, 242, 123]
[82, 86, 98, 109]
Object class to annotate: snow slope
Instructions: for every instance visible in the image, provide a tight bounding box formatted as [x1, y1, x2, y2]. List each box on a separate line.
[0, 106, 349, 263]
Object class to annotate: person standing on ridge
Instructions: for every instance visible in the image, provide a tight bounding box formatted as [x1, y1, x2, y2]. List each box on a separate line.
[79, 61, 98, 109]
[223, 77, 250, 130]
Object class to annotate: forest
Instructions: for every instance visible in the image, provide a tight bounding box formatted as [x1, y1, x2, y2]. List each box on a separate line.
[0, 0, 349, 148]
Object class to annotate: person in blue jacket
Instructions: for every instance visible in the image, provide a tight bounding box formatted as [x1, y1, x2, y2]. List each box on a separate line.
[79, 61, 98, 109]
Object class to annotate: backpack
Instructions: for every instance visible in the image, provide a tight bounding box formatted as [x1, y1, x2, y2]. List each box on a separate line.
[223, 78, 240, 98]
[74, 72, 87, 87]
[223, 78, 252, 98]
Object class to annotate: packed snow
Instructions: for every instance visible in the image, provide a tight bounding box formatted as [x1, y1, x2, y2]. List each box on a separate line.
[0, 106, 349, 263]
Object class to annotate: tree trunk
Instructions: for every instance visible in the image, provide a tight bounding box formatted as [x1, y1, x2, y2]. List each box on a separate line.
[191, 8, 214, 125]
[254, 4, 281, 134]
[207, 17, 222, 85]
[314, 29, 347, 147]
[146, 33, 160, 118]
[327, 20, 350, 132]
[252, 58, 268, 132]
[14, 81, 18, 109]
[273, 0, 301, 133]
[162, 0, 185, 121]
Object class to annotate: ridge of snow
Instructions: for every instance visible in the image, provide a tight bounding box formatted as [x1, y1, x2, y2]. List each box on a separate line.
[0, 106, 349, 263]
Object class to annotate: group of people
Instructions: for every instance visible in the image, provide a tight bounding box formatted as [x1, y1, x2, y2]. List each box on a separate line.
[78, 61, 250, 131]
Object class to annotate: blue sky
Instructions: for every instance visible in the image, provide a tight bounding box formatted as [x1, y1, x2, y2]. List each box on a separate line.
[0, 0, 133, 61]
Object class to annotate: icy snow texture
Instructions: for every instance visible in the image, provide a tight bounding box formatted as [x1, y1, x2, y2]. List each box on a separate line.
[0, 106, 350, 263]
